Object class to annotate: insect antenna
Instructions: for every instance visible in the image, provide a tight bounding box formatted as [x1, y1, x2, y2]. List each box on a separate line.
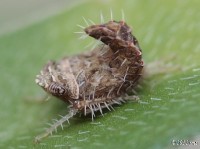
[34, 108, 77, 143]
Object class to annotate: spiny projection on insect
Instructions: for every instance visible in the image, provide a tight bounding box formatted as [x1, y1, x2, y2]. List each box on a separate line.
[35, 11, 144, 142]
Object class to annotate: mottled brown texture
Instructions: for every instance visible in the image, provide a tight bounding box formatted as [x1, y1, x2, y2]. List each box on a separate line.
[35, 20, 143, 142]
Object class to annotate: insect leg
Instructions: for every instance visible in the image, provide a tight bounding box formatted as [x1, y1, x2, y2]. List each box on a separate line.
[34, 108, 77, 143]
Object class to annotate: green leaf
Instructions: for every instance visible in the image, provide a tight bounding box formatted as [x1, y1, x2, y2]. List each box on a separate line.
[0, 0, 200, 149]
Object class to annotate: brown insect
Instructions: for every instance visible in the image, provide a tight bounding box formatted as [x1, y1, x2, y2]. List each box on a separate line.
[35, 15, 144, 142]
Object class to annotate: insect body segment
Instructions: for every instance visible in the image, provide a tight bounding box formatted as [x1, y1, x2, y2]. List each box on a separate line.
[35, 19, 143, 142]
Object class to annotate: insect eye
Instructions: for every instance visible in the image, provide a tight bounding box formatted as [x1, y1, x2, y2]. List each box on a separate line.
[58, 87, 65, 95]
[49, 82, 66, 95]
